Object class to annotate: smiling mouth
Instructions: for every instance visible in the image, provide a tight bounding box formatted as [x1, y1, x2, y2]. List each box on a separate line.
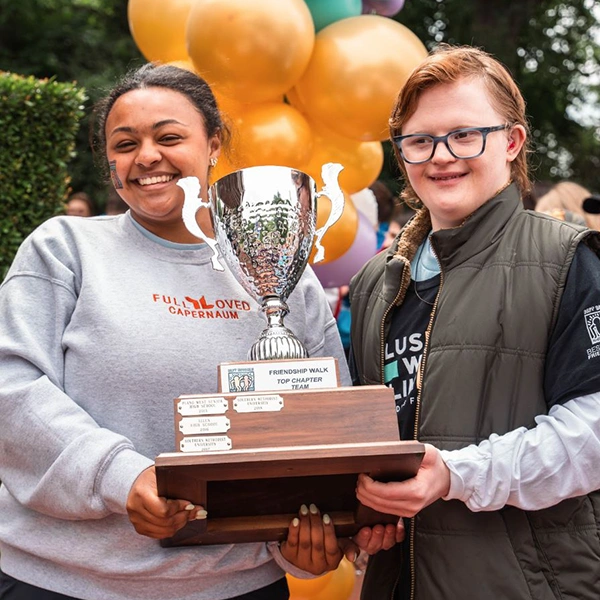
[137, 174, 175, 186]
[430, 173, 467, 181]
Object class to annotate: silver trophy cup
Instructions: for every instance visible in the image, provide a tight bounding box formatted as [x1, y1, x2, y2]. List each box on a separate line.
[178, 163, 345, 361]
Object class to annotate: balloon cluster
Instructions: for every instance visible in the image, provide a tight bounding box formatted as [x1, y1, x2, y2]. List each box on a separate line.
[286, 557, 357, 600]
[127, 0, 425, 285]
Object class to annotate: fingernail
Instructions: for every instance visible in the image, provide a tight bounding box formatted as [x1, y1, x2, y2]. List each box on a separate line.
[195, 510, 208, 520]
[292, 518, 299, 527]
[348, 550, 357, 562]
[309, 503, 318, 514]
[322, 513, 331, 525]
[184, 504, 195, 511]
[300, 504, 308, 516]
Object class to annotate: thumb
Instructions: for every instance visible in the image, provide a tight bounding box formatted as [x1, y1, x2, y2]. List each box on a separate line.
[164, 498, 195, 516]
[396, 518, 406, 543]
[339, 538, 359, 563]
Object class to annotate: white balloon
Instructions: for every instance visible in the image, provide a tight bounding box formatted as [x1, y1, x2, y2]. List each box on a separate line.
[350, 188, 379, 229]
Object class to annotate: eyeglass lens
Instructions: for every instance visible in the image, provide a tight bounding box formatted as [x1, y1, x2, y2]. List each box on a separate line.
[402, 129, 485, 162]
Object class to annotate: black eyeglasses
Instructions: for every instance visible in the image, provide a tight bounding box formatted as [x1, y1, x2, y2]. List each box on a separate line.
[393, 124, 510, 164]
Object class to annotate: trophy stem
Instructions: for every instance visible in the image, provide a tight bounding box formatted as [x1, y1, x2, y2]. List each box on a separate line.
[248, 296, 309, 361]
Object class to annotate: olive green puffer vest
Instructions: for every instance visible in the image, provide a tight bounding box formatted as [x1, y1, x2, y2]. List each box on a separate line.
[350, 184, 600, 599]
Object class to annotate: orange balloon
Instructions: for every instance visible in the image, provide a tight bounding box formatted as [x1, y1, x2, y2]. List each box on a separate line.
[286, 86, 307, 115]
[287, 571, 335, 599]
[312, 559, 357, 600]
[304, 120, 384, 194]
[210, 152, 239, 185]
[309, 190, 358, 265]
[231, 102, 314, 171]
[127, 0, 194, 63]
[187, 0, 315, 103]
[294, 15, 428, 141]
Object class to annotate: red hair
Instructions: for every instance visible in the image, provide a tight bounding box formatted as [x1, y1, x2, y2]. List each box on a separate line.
[390, 45, 531, 208]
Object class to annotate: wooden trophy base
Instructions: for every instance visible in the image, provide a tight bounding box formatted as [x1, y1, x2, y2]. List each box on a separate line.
[155, 359, 424, 546]
[156, 439, 423, 546]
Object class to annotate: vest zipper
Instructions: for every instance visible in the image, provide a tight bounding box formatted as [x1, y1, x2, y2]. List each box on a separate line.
[378, 257, 411, 600]
[410, 237, 443, 600]
[379, 257, 412, 388]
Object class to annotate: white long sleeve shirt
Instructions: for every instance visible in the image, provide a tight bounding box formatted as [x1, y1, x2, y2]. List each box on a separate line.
[441, 391, 600, 511]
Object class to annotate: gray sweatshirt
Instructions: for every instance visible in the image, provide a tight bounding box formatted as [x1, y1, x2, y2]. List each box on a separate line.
[0, 213, 350, 600]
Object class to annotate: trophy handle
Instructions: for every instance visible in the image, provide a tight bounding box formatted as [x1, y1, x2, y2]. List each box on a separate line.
[178, 176, 225, 272]
[313, 162, 345, 263]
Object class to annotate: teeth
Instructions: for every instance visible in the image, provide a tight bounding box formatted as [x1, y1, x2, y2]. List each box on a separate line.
[138, 175, 173, 186]
[434, 174, 462, 181]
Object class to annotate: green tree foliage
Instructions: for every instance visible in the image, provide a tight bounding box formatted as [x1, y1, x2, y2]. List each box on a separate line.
[0, 0, 144, 208]
[396, 0, 600, 191]
[0, 72, 86, 277]
[0, 0, 597, 201]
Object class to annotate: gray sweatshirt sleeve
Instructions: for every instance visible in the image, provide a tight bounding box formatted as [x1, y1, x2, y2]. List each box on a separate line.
[289, 266, 351, 386]
[0, 232, 152, 520]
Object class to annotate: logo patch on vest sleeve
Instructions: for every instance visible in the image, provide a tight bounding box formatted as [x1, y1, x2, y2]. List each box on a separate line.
[584, 305, 600, 358]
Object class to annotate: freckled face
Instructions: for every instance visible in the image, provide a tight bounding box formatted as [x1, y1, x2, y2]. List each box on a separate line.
[402, 78, 525, 231]
[105, 87, 220, 242]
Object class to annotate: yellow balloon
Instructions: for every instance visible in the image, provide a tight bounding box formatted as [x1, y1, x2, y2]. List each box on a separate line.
[214, 91, 284, 126]
[230, 102, 314, 171]
[309, 191, 358, 265]
[167, 60, 197, 73]
[127, 0, 194, 63]
[294, 15, 428, 141]
[304, 120, 384, 194]
[312, 559, 357, 600]
[213, 90, 247, 127]
[165, 62, 241, 119]
[287, 571, 335, 600]
[186, 0, 315, 103]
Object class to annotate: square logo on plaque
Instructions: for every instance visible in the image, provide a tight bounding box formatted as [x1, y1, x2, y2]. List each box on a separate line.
[227, 368, 256, 392]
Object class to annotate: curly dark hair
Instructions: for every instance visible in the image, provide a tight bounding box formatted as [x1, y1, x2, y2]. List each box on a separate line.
[90, 63, 230, 180]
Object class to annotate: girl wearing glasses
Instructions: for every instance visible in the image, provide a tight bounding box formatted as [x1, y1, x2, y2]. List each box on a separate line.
[349, 45, 600, 599]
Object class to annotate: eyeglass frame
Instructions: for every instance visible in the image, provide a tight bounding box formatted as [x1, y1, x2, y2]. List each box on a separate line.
[392, 124, 511, 165]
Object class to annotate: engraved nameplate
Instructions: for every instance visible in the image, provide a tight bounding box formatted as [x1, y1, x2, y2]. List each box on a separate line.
[219, 358, 339, 393]
[177, 396, 228, 416]
[179, 416, 231, 436]
[179, 435, 232, 453]
[233, 394, 284, 413]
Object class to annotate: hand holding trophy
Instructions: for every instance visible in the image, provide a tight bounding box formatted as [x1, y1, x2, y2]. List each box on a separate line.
[155, 163, 424, 547]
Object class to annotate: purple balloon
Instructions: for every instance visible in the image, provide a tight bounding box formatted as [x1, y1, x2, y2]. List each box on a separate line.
[312, 210, 378, 288]
[362, 0, 405, 17]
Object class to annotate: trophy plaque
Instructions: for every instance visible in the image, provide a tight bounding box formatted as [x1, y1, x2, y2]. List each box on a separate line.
[155, 165, 425, 546]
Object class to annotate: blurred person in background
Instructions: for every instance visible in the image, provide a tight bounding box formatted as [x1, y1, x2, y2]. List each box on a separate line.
[380, 203, 415, 251]
[65, 191, 96, 217]
[534, 181, 598, 228]
[104, 187, 129, 215]
[369, 179, 398, 249]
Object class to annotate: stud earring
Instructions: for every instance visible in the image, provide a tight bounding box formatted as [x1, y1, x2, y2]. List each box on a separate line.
[209, 157, 218, 167]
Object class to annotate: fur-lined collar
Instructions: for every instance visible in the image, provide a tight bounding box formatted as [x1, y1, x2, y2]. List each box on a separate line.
[390, 182, 522, 271]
